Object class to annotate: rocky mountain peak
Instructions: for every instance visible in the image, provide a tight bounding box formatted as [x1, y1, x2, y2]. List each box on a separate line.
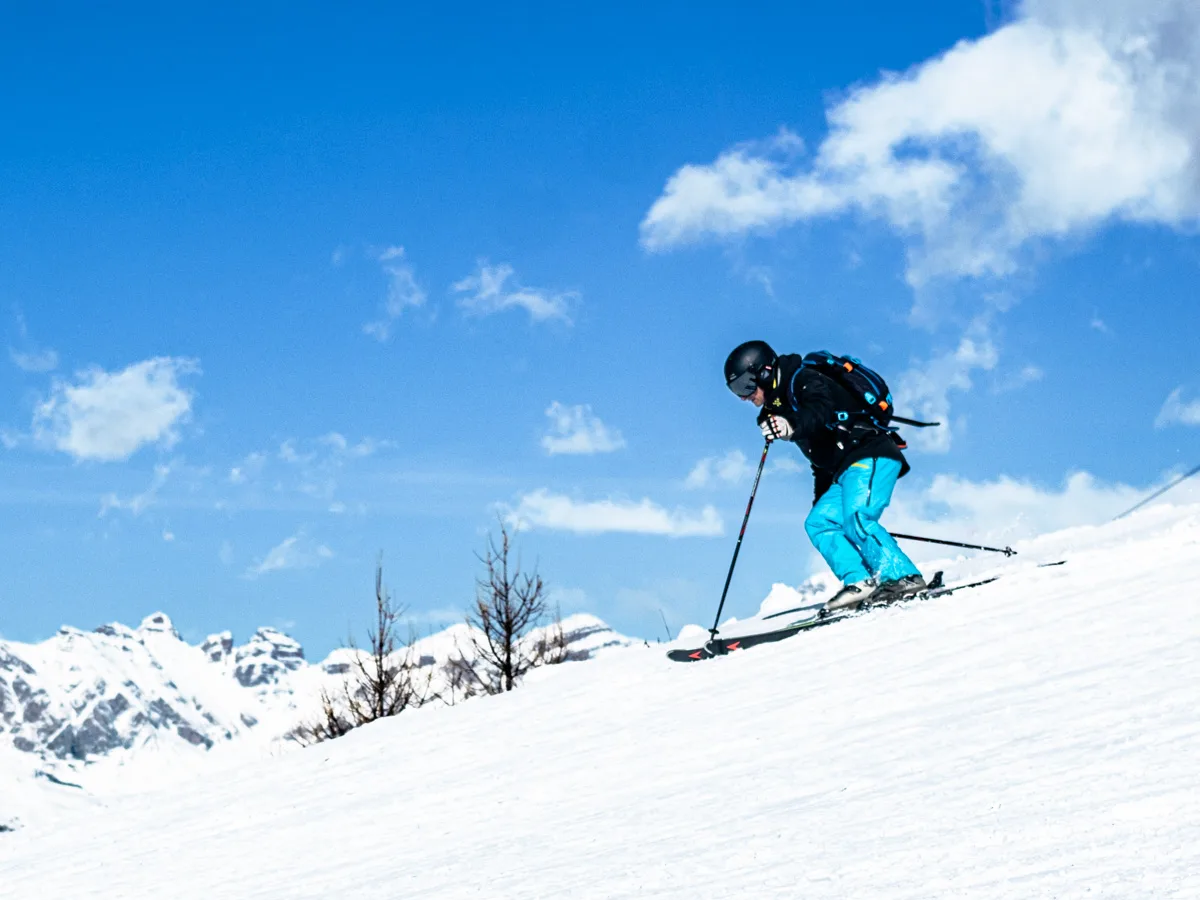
[201, 632, 234, 664]
[0, 608, 634, 779]
[232, 628, 306, 688]
[137, 612, 181, 639]
[92, 622, 136, 641]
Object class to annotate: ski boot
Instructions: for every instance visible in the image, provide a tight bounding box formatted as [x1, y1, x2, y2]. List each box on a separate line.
[820, 578, 877, 615]
[870, 574, 928, 606]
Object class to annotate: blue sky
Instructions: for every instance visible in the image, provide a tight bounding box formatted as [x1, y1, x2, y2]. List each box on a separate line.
[3, 1, 1198, 658]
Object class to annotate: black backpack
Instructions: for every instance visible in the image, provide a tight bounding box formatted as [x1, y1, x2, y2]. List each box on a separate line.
[799, 351, 895, 430]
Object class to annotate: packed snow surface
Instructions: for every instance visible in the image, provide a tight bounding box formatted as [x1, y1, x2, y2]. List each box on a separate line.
[3, 504, 1200, 897]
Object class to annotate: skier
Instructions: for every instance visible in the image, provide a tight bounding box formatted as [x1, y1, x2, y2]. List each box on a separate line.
[724, 340, 926, 611]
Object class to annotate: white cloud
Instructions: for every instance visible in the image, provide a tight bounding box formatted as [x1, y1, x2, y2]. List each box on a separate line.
[99, 463, 172, 517]
[1155, 387, 1200, 427]
[894, 325, 999, 453]
[685, 450, 752, 489]
[33, 357, 199, 462]
[320, 432, 389, 457]
[229, 451, 267, 484]
[507, 489, 722, 537]
[744, 266, 775, 298]
[546, 585, 589, 614]
[405, 606, 469, 627]
[245, 533, 334, 578]
[10, 312, 58, 372]
[770, 456, 810, 476]
[278, 439, 314, 464]
[228, 434, 391, 510]
[162, 529, 175, 542]
[541, 403, 625, 455]
[364, 246, 426, 342]
[993, 364, 1045, 394]
[453, 262, 576, 324]
[888, 470, 1146, 551]
[641, 0, 1200, 285]
[9, 347, 58, 373]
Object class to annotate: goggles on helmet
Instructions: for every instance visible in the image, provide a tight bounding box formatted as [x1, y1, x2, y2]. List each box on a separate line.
[726, 368, 761, 398]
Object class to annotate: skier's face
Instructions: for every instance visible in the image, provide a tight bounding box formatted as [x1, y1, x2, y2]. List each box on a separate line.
[742, 386, 765, 407]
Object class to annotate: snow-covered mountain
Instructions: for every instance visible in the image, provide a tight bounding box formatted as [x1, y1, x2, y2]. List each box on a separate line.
[0, 613, 298, 762]
[2, 502, 1198, 897]
[0, 609, 637, 831]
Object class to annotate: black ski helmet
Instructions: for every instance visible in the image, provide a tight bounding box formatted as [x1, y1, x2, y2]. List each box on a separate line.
[724, 340, 777, 397]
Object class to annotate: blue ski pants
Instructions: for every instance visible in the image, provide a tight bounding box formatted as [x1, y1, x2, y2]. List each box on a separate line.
[804, 457, 920, 586]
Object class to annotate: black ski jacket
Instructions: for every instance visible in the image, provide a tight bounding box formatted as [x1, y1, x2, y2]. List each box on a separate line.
[757, 353, 909, 503]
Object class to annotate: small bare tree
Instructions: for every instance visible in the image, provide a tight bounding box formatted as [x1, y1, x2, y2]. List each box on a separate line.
[452, 521, 567, 695]
[439, 654, 482, 707]
[289, 557, 432, 745]
[531, 604, 570, 667]
[289, 687, 354, 746]
[343, 561, 432, 721]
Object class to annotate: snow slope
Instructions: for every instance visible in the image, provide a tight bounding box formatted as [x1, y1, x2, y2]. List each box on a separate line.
[2, 505, 1199, 898]
[0, 610, 635, 832]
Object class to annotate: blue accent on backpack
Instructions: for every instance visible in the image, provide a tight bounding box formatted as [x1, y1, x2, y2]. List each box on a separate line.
[800, 350, 896, 430]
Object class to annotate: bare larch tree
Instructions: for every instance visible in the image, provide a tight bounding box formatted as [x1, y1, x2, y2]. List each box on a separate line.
[289, 557, 432, 745]
[458, 521, 567, 694]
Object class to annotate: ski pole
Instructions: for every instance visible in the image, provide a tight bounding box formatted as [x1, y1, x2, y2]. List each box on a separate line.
[1112, 462, 1200, 521]
[709, 441, 770, 639]
[658, 609, 673, 643]
[891, 532, 1017, 557]
[891, 416, 941, 428]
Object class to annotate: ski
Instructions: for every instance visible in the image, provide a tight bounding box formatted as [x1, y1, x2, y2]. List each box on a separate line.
[666, 572, 1000, 663]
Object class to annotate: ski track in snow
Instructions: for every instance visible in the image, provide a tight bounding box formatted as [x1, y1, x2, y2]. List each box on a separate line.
[3, 506, 1200, 897]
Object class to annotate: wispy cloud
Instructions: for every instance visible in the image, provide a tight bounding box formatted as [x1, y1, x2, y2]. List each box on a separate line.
[889, 470, 1146, 549]
[506, 489, 722, 537]
[278, 439, 315, 465]
[10, 347, 59, 373]
[229, 451, 268, 484]
[227, 433, 392, 506]
[363, 246, 427, 342]
[32, 357, 199, 462]
[993, 364, 1045, 395]
[245, 533, 334, 578]
[895, 323, 999, 453]
[641, 2, 1200, 287]
[319, 432, 390, 458]
[1155, 387, 1200, 428]
[9, 311, 58, 373]
[769, 456, 809, 476]
[743, 265, 775, 298]
[541, 403, 625, 455]
[404, 606, 468, 627]
[99, 463, 173, 516]
[685, 450, 752, 489]
[453, 262, 576, 324]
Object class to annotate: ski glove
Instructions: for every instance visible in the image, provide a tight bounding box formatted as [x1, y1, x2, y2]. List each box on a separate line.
[759, 414, 794, 442]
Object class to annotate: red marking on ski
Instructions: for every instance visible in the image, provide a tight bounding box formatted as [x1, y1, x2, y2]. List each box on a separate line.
[688, 651, 703, 659]
[726, 641, 741, 651]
